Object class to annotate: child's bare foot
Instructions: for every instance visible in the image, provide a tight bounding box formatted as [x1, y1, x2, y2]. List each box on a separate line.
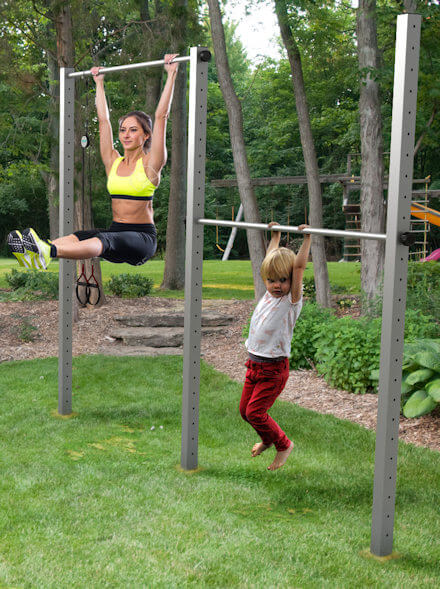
[251, 442, 272, 457]
[267, 441, 294, 471]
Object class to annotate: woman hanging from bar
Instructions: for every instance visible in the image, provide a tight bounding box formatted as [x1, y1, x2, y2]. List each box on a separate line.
[8, 54, 179, 270]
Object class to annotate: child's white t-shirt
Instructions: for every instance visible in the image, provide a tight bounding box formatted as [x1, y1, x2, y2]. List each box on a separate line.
[245, 292, 303, 358]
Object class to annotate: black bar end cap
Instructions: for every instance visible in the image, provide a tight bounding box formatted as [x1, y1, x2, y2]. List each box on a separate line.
[199, 50, 212, 62]
[399, 232, 417, 246]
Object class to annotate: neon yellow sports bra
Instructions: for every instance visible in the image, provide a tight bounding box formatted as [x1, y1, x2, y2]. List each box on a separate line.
[107, 157, 156, 201]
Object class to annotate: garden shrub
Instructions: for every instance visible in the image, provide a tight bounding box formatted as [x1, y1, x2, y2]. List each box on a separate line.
[15, 318, 39, 342]
[108, 273, 153, 298]
[5, 269, 29, 290]
[314, 316, 381, 393]
[3, 268, 58, 300]
[360, 261, 440, 320]
[404, 308, 440, 341]
[301, 278, 355, 300]
[406, 261, 440, 320]
[335, 296, 356, 309]
[302, 276, 316, 300]
[313, 309, 440, 394]
[330, 283, 354, 295]
[289, 302, 335, 369]
[301, 274, 357, 303]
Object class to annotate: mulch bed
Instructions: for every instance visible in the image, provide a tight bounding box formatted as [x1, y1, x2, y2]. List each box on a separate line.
[0, 295, 438, 452]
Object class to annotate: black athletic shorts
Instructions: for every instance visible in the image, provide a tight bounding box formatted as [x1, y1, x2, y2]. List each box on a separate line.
[74, 221, 157, 266]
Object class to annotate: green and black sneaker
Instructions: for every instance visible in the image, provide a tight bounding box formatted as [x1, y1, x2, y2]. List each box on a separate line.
[7, 230, 32, 269]
[22, 228, 52, 270]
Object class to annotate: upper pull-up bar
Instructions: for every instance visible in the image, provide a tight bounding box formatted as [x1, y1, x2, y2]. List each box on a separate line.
[68, 55, 193, 79]
[198, 218, 387, 242]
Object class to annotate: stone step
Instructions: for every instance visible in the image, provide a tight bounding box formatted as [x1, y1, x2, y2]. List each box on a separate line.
[115, 309, 235, 328]
[109, 325, 227, 347]
[97, 344, 184, 357]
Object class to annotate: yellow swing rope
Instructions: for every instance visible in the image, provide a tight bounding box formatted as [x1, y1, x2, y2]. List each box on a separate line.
[216, 202, 237, 253]
[215, 206, 225, 252]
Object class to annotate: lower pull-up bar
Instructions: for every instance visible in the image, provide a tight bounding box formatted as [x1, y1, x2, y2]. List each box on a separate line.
[198, 218, 387, 242]
[182, 13, 420, 562]
[68, 54, 194, 78]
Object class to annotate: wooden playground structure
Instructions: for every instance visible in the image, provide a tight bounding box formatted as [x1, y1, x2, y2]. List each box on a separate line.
[212, 156, 440, 261]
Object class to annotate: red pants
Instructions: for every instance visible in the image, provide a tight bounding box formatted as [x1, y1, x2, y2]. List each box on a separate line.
[239, 358, 291, 451]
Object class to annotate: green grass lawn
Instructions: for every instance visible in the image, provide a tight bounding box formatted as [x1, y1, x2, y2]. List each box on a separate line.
[0, 355, 439, 587]
[0, 258, 361, 299]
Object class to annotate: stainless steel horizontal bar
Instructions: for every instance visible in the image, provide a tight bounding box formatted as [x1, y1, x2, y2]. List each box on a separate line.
[211, 175, 428, 188]
[69, 55, 191, 78]
[197, 218, 387, 241]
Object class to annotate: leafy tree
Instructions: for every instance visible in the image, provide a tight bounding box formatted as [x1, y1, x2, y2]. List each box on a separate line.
[357, 0, 385, 307]
[207, 0, 267, 299]
[274, 0, 331, 307]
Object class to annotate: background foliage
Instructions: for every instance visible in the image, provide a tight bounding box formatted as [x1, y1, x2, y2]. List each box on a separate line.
[288, 261, 440, 401]
[0, 1, 439, 259]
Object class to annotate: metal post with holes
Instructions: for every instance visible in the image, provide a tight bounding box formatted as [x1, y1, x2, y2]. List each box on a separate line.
[58, 68, 75, 416]
[181, 47, 210, 470]
[370, 13, 421, 557]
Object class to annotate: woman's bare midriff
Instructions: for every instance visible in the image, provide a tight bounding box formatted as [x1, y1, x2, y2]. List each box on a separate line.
[111, 199, 154, 224]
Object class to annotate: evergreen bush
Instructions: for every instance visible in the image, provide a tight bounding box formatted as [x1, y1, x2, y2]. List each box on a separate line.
[5, 269, 29, 290]
[107, 273, 153, 298]
[3, 269, 58, 300]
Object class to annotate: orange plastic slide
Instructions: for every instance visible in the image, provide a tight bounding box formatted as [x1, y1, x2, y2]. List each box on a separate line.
[410, 202, 440, 227]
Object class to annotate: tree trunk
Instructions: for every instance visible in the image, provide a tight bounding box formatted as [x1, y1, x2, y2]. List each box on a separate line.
[54, 1, 105, 311]
[54, 3, 74, 68]
[53, 1, 78, 320]
[357, 0, 385, 310]
[403, 0, 418, 12]
[274, 0, 331, 308]
[46, 45, 60, 239]
[161, 0, 188, 290]
[207, 0, 266, 300]
[138, 0, 164, 112]
[161, 66, 187, 289]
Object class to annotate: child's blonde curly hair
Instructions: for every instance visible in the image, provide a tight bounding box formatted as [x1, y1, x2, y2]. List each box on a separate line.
[260, 247, 296, 281]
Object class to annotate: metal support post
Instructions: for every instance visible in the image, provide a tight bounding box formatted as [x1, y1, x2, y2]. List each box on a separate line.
[370, 13, 421, 556]
[181, 47, 210, 470]
[58, 68, 75, 416]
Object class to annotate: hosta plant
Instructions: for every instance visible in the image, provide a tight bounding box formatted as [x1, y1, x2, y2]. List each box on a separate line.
[371, 339, 440, 417]
[401, 339, 440, 418]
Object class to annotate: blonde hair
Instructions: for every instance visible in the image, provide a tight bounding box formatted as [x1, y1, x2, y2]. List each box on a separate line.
[260, 247, 296, 281]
